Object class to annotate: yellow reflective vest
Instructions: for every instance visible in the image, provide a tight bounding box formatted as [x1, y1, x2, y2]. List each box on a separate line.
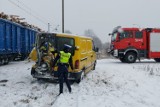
[59, 51, 71, 63]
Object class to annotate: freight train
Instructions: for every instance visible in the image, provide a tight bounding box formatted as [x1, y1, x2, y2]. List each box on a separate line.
[0, 17, 39, 65]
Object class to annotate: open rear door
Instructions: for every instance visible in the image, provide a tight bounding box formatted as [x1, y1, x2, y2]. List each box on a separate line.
[36, 33, 56, 66]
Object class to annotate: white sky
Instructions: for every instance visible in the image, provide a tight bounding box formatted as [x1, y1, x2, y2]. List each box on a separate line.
[1, 0, 160, 43]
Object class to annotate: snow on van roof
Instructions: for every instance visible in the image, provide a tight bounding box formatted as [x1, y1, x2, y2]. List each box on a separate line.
[57, 32, 87, 37]
[41, 32, 93, 39]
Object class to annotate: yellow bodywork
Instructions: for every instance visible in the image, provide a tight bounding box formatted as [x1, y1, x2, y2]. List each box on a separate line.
[55, 33, 97, 74]
[29, 47, 37, 62]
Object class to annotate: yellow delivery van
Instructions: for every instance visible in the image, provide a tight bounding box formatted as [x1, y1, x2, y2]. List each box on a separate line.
[31, 33, 98, 83]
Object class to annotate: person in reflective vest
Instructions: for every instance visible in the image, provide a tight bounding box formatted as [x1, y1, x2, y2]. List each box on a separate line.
[52, 44, 73, 95]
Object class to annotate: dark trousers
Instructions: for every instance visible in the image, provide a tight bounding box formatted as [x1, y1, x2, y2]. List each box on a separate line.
[58, 65, 71, 93]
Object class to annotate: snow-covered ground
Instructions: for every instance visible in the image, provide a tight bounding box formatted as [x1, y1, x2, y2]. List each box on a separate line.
[0, 59, 160, 107]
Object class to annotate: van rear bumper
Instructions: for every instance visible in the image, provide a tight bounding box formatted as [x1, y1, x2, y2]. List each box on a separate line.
[68, 71, 82, 80]
[32, 70, 82, 81]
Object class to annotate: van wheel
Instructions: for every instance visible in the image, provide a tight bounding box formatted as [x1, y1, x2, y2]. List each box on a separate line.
[76, 71, 85, 83]
[92, 61, 96, 70]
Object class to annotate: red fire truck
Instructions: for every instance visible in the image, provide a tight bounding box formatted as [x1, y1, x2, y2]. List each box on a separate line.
[109, 26, 160, 63]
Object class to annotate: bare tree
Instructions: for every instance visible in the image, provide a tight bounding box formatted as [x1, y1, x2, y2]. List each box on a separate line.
[84, 29, 102, 50]
[65, 30, 72, 34]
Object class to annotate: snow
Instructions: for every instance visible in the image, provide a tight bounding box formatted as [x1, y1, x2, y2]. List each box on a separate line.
[0, 59, 160, 107]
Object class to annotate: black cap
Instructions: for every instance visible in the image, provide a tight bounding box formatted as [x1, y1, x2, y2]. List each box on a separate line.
[64, 44, 72, 49]
[63, 44, 72, 52]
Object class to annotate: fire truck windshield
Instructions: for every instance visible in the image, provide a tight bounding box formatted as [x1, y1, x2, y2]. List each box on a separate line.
[111, 33, 117, 42]
[119, 31, 132, 40]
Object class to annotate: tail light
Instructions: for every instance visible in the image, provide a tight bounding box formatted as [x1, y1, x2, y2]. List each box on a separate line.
[75, 60, 79, 69]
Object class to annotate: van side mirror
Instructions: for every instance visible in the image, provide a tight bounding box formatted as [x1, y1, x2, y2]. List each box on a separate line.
[75, 46, 79, 50]
[95, 47, 99, 52]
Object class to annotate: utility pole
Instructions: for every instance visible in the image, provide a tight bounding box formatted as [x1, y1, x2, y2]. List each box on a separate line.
[62, 0, 64, 33]
[48, 23, 50, 33]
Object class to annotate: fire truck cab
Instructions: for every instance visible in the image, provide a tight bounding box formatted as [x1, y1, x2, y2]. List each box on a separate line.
[109, 26, 160, 63]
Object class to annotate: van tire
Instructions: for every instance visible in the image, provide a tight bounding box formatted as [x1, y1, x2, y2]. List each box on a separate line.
[76, 70, 85, 83]
[92, 61, 96, 70]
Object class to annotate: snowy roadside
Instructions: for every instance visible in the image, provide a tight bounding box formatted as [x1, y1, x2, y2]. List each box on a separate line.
[0, 59, 160, 107]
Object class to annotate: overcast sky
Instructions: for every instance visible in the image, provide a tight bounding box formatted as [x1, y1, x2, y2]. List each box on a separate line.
[1, 0, 160, 43]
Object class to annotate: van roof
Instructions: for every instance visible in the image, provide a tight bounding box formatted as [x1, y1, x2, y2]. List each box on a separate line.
[38, 32, 93, 40]
[57, 33, 91, 38]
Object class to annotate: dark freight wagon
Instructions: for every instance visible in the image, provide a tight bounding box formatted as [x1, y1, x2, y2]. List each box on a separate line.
[0, 18, 38, 65]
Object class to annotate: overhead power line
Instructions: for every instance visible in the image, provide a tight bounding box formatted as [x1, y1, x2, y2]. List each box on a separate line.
[15, 0, 51, 24]
[8, 0, 49, 26]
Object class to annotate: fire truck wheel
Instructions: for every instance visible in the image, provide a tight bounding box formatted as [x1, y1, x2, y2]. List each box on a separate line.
[119, 57, 126, 63]
[154, 58, 160, 62]
[125, 52, 137, 63]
